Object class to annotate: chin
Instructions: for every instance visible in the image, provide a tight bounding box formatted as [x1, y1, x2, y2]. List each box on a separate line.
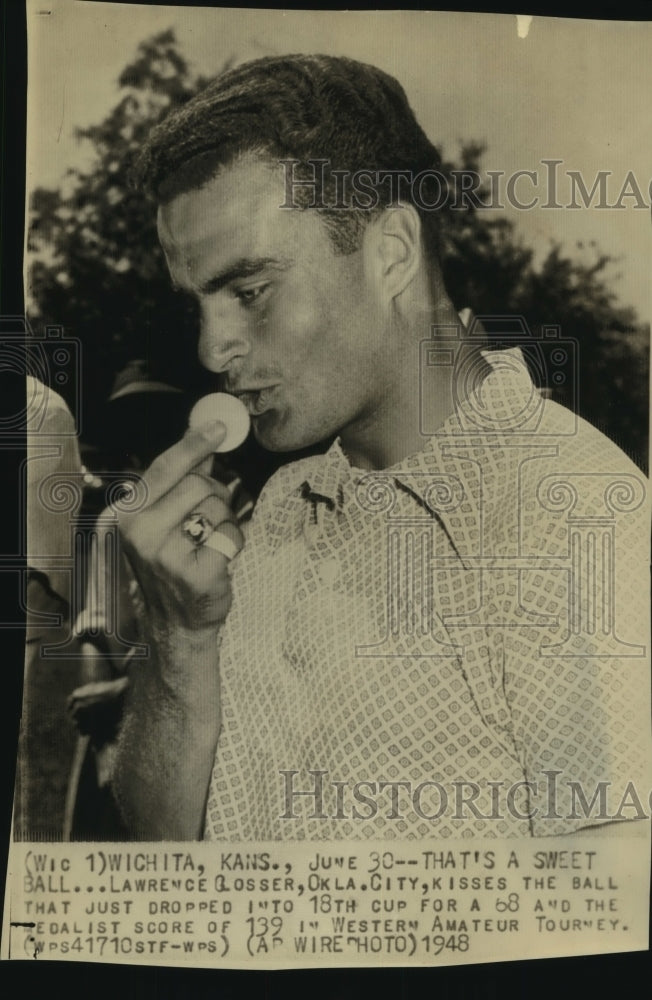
[253, 429, 310, 453]
[253, 411, 323, 453]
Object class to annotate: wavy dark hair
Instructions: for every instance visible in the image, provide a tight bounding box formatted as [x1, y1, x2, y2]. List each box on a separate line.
[131, 54, 444, 260]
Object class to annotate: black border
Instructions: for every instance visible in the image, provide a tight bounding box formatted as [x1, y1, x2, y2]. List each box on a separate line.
[1, 0, 27, 939]
[2, 3, 650, 997]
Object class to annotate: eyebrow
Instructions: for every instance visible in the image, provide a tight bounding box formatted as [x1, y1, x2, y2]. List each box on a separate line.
[174, 256, 292, 296]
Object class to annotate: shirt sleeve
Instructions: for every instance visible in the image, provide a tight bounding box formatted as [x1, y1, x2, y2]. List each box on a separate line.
[26, 377, 81, 612]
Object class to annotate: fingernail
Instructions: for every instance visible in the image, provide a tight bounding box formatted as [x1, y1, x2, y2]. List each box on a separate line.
[196, 419, 226, 446]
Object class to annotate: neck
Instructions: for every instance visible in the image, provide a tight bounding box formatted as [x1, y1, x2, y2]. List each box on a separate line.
[340, 294, 463, 471]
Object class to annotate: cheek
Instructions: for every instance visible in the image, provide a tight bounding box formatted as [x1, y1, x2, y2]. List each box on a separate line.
[271, 295, 332, 364]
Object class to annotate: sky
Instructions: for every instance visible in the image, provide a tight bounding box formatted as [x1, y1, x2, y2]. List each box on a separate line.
[26, 2, 652, 323]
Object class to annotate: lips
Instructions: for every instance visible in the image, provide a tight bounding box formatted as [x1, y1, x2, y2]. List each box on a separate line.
[230, 386, 276, 416]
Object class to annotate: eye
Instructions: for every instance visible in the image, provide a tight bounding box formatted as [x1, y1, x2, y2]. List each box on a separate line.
[235, 283, 270, 307]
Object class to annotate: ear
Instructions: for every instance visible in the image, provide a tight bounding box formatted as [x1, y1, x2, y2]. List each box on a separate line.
[364, 204, 422, 306]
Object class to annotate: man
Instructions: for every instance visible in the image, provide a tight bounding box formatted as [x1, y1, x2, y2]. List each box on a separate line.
[111, 55, 650, 841]
[20, 376, 83, 840]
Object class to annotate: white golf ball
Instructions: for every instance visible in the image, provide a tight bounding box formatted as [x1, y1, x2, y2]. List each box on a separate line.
[189, 392, 251, 452]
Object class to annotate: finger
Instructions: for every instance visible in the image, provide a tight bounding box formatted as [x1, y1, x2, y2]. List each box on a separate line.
[196, 455, 215, 478]
[111, 471, 231, 549]
[160, 518, 244, 572]
[160, 470, 233, 507]
[121, 474, 232, 557]
[210, 463, 253, 521]
[204, 520, 245, 561]
[152, 475, 234, 529]
[154, 531, 234, 615]
[227, 478, 254, 522]
[190, 493, 237, 530]
[137, 421, 227, 506]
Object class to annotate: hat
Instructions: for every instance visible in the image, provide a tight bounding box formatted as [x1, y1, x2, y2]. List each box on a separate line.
[109, 359, 182, 401]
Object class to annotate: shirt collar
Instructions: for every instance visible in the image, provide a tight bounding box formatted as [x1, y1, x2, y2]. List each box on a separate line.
[301, 437, 352, 508]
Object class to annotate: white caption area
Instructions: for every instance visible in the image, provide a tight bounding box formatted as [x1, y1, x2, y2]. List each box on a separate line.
[2, 835, 649, 968]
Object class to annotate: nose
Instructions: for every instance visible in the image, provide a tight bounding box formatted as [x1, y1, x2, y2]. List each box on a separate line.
[198, 298, 250, 374]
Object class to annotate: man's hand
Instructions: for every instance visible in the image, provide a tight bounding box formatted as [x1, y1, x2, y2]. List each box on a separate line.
[108, 420, 245, 839]
[113, 420, 244, 680]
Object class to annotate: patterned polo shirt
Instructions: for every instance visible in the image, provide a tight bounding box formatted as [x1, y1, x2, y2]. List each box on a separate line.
[205, 349, 650, 839]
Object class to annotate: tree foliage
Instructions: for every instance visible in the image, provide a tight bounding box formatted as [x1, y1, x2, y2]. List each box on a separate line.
[439, 144, 648, 467]
[28, 31, 214, 443]
[28, 30, 648, 471]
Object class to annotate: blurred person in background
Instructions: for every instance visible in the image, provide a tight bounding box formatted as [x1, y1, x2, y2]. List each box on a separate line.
[18, 376, 83, 840]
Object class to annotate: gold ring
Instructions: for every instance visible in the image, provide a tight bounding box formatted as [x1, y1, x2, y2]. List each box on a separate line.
[182, 512, 214, 547]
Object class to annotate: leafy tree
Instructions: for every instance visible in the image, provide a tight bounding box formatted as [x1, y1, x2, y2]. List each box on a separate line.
[28, 31, 648, 475]
[28, 31, 215, 444]
[439, 144, 648, 468]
